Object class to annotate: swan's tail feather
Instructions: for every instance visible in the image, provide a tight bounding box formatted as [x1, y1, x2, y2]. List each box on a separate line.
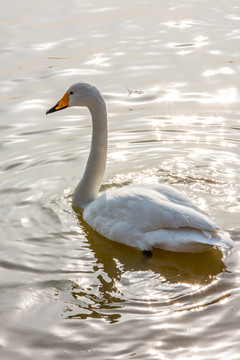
[143, 228, 234, 253]
[206, 231, 234, 250]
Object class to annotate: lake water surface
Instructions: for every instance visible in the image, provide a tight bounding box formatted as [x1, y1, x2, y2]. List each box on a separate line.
[1, 1, 240, 359]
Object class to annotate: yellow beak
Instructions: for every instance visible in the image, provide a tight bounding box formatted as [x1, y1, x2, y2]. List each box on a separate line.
[46, 92, 69, 114]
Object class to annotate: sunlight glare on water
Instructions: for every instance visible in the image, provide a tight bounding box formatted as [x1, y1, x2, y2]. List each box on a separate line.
[0, 0, 240, 359]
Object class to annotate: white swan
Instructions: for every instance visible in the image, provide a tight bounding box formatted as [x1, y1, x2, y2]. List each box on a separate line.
[46, 82, 233, 254]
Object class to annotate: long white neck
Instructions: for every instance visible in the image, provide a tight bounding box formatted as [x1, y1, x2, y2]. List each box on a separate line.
[73, 95, 107, 209]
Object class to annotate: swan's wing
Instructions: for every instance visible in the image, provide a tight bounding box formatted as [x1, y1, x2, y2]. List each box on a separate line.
[83, 184, 217, 235]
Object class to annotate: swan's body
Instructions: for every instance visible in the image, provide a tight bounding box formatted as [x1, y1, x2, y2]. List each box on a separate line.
[46, 82, 233, 253]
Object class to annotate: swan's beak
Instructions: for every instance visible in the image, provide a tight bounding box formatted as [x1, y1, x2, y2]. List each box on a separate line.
[46, 93, 69, 115]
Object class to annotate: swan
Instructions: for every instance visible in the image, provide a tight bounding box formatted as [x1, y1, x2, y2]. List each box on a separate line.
[46, 82, 233, 254]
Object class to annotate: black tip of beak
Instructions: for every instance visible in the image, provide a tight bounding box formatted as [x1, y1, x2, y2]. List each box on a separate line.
[46, 105, 57, 115]
[46, 104, 68, 115]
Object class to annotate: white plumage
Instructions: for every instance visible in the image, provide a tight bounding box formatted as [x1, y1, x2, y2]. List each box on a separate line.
[84, 183, 232, 252]
[46, 82, 233, 253]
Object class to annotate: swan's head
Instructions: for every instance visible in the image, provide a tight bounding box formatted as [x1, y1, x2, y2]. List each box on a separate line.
[46, 82, 104, 115]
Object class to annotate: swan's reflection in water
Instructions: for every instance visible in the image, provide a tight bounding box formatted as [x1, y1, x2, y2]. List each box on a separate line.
[65, 213, 226, 322]
[79, 213, 226, 284]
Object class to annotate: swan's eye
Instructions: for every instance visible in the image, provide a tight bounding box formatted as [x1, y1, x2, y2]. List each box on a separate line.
[70, 91, 73, 95]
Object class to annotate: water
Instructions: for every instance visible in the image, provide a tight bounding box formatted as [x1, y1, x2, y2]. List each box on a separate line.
[1, 0, 240, 359]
